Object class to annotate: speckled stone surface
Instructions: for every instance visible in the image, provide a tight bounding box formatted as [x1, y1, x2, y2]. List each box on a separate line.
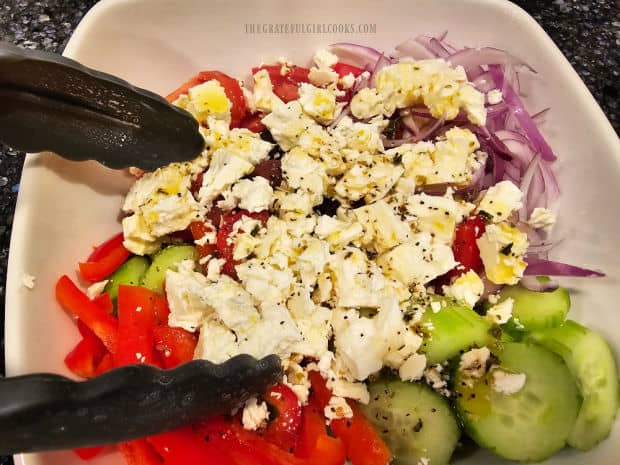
[0, 0, 618, 462]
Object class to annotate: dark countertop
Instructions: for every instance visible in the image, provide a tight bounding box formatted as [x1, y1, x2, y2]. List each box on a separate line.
[0, 0, 618, 462]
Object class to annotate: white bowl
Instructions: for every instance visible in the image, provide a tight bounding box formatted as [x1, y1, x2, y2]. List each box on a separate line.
[5, 0, 620, 464]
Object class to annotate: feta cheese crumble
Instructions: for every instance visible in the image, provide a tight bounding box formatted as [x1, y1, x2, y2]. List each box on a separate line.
[491, 369, 527, 395]
[21, 273, 36, 290]
[486, 297, 514, 324]
[242, 397, 270, 430]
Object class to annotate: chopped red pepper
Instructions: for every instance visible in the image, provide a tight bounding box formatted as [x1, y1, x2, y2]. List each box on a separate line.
[296, 403, 346, 465]
[308, 371, 392, 465]
[79, 232, 130, 282]
[118, 439, 163, 465]
[64, 331, 107, 379]
[95, 352, 114, 375]
[56, 275, 118, 352]
[114, 285, 159, 367]
[152, 294, 171, 326]
[153, 326, 198, 369]
[73, 446, 104, 461]
[148, 428, 236, 465]
[92, 292, 113, 314]
[196, 416, 304, 465]
[263, 384, 302, 452]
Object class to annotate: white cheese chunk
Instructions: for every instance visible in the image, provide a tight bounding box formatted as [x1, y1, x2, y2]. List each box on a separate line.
[242, 397, 270, 431]
[476, 180, 523, 223]
[492, 369, 526, 395]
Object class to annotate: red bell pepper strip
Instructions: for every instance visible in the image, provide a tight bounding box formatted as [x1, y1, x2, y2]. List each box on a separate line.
[64, 332, 107, 379]
[73, 446, 104, 461]
[95, 352, 114, 375]
[147, 428, 236, 465]
[93, 292, 113, 314]
[196, 417, 304, 465]
[296, 403, 346, 465]
[115, 285, 159, 367]
[263, 384, 302, 452]
[118, 439, 163, 465]
[308, 371, 392, 465]
[79, 232, 130, 282]
[56, 275, 118, 352]
[151, 293, 170, 326]
[152, 326, 197, 369]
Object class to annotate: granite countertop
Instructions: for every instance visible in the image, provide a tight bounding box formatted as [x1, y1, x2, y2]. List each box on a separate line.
[0, 0, 618, 462]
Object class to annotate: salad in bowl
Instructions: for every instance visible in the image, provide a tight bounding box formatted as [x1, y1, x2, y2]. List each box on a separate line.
[55, 33, 618, 465]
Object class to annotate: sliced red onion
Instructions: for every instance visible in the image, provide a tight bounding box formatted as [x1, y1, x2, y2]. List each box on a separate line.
[519, 153, 541, 221]
[382, 116, 446, 148]
[488, 64, 557, 161]
[369, 53, 392, 87]
[520, 275, 559, 292]
[395, 38, 436, 60]
[525, 257, 605, 277]
[447, 47, 536, 74]
[329, 43, 385, 69]
[472, 71, 496, 92]
[401, 112, 420, 136]
[414, 35, 452, 58]
[329, 104, 351, 129]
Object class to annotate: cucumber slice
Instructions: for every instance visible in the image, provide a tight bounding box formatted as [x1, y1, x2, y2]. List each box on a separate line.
[420, 303, 494, 364]
[498, 282, 570, 332]
[104, 256, 149, 303]
[140, 245, 197, 294]
[529, 320, 619, 450]
[454, 342, 580, 461]
[361, 379, 460, 465]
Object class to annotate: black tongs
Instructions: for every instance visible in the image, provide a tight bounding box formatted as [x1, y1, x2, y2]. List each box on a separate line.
[0, 41, 204, 170]
[0, 355, 282, 454]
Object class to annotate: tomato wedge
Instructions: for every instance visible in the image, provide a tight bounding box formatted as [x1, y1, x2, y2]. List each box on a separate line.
[450, 214, 486, 279]
[216, 210, 270, 278]
[79, 232, 130, 282]
[166, 71, 246, 128]
[332, 62, 365, 78]
[239, 113, 267, 133]
[189, 220, 217, 260]
[252, 64, 311, 102]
